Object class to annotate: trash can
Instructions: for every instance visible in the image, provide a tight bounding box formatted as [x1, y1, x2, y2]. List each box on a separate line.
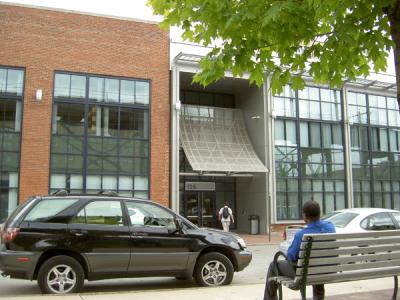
[248, 215, 259, 235]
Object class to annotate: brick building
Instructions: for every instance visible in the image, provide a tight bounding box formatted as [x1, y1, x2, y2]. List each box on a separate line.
[0, 3, 170, 222]
[1, 2, 399, 233]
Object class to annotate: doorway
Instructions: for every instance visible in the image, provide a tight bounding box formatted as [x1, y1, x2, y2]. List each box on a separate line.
[184, 192, 216, 228]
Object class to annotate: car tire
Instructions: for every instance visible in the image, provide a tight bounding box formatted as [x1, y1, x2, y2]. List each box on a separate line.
[37, 255, 84, 294]
[194, 252, 234, 287]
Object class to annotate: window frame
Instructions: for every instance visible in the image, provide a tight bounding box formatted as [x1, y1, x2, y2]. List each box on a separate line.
[50, 71, 151, 197]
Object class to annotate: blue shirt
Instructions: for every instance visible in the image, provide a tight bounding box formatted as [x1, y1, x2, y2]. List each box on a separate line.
[287, 220, 335, 262]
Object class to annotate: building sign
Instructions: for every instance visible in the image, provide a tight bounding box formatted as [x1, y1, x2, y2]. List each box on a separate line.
[185, 182, 215, 191]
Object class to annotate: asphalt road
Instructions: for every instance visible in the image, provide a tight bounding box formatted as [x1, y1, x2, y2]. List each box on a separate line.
[0, 244, 278, 297]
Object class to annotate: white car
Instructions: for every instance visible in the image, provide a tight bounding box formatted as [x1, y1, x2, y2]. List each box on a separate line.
[279, 208, 400, 254]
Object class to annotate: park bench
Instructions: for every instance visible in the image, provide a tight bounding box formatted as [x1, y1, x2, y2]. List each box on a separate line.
[270, 230, 400, 300]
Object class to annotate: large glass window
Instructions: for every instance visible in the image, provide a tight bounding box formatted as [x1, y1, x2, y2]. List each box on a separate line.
[349, 92, 400, 209]
[274, 86, 345, 220]
[0, 67, 23, 222]
[51, 72, 150, 198]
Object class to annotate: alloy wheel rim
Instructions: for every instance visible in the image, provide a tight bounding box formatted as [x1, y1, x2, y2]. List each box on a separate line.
[46, 264, 77, 293]
[201, 260, 227, 286]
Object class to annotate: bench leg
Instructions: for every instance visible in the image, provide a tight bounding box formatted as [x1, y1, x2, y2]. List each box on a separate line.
[300, 285, 306, 300]
[393, 276, 398, 300]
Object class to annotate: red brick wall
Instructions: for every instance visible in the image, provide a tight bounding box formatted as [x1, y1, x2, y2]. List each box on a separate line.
[0, 4, 170, 206]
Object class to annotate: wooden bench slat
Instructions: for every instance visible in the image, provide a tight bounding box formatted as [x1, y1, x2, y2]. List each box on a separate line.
[305, 267, 400, 285]
[300, 244, 400, 257]
[300, 237, 400, 249]
[299, 251, 400, 266]
[272, 230, 400, 300]
[303, 230, 400, 241]
[296, 259, 400, 275]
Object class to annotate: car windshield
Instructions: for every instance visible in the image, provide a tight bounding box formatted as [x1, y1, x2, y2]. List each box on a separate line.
[323, 212, 359, 228]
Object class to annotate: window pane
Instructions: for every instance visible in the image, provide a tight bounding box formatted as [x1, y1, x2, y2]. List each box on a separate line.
[120, 109, 148, 139]
[274, 119, 285, 145]
[6, 69, 24, 96]
[126, 201, 174, 228]
[54, 74, 70, 98]
[55, 103, 85, 135]
[102, 175, 117, 190]
[50, 174, 66, 189]
[82, 201, 123, 226]
[89, 77, 104, 101]
[310, 123, 320, 148]
[87, 156, 102, 173]
[135, 81, 149, 105]
[286, 120, 297, 146]
[322, 124, 332, 148]
[105, 78, 119, 102]
[389, 129, 398, 152]
[332, 124, 343, 148]
[0, 100, 17, 131]
[135, 176, 148, 190]
[300, 122, 309, 147]
[0, 69, 6, 93]
[119, 176, 133, 190]
[379, 128, 388, 151]
[103, 107, 119, 137]
[120, 80, 135, 104]
[70, 75, 86, 98]
[24, 199, 79, 222]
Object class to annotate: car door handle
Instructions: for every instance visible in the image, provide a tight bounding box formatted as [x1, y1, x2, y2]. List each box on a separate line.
[131, 232, 148, 237]
[70, 229, 88, 237]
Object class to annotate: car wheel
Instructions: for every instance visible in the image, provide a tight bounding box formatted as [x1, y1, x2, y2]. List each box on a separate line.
[37, 255, 84, 294]
[194, 252, 234, 287]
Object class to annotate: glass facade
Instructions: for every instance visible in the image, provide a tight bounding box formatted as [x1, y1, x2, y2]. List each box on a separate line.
[0, 67, 24, 222]
[274, 86, 346, 220]
[50, 72, 150, 198]
[349, 92, 400, 209]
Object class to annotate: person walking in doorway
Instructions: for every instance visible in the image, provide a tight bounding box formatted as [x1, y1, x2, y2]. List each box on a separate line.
[218, 202, 234, 232]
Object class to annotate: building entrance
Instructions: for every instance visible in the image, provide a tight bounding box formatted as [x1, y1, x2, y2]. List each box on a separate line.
[184, 191, 216, 228]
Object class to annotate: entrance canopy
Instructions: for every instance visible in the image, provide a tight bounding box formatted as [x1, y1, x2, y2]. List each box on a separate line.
[180, 105, 267, 173]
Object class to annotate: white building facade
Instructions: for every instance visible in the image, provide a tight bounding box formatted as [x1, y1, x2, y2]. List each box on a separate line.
[170, 42, 399, 233]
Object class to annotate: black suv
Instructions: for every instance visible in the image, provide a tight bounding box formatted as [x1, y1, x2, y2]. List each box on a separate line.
[0, 193, 251, 294]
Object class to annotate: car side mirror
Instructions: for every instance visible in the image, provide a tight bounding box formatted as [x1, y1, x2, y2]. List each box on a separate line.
[168, 217, 184, 235]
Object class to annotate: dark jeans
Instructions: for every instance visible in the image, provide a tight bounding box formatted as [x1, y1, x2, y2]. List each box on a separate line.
[263, 260, 325, 300]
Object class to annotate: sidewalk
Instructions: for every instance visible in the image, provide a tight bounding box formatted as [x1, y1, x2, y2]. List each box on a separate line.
[1, 279, 394, 300]
[239, 233, 283, 246]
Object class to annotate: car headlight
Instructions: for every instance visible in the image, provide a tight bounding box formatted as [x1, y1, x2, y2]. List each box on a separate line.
[237, 238, 246, 249]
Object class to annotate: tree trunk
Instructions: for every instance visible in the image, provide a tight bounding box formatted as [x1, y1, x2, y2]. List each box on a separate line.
[388, 0, 400, 109]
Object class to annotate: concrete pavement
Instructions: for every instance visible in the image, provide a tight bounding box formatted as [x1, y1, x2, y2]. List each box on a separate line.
[0, 234, 396, 299]
[0, 277, 395, 299]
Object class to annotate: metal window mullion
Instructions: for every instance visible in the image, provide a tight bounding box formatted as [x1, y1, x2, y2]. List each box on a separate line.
[342, 87, 352, 209]
[319, 119, 326, 213]
[295, 89, 302, 218]
[366, 93, 375, 207]
[117, 106, 121, 193]
[82, 75, 90, 192]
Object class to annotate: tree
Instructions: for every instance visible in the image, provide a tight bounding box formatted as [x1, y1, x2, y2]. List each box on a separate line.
[149, 0, 400, 105]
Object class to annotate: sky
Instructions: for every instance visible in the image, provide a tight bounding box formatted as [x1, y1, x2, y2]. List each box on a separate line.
[2, 0, 396, 77]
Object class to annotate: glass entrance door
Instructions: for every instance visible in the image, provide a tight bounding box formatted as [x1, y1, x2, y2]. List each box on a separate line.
[184, 192, 216, 228]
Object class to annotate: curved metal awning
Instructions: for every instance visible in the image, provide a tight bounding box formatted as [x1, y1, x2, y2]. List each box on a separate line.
[180, 105, 267, 173]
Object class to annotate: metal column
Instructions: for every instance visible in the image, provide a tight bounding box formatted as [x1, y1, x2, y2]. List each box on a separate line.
[171, 66, 180, 213]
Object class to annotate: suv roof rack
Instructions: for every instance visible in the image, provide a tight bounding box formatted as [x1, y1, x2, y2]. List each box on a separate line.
[52, 189, 69, 196]
[98, 190, 118, 197]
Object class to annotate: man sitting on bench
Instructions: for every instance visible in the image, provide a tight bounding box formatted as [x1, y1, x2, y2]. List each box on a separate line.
[263, 200, 336, 300]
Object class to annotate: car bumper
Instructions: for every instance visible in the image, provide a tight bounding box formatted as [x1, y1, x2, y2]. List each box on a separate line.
[234, 249, 252, 271]
[0, 246, 39, 280]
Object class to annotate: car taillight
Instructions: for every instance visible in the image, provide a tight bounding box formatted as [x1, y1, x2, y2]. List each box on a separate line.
[1, 228, 20, 244]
